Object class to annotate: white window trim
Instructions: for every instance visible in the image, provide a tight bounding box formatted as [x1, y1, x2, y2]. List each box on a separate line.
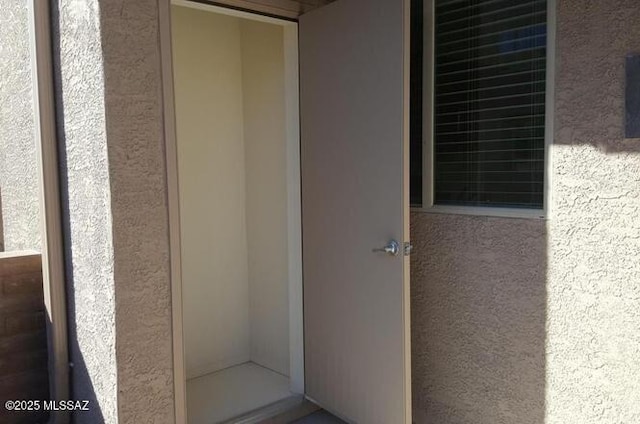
[412, 0, 555, 220]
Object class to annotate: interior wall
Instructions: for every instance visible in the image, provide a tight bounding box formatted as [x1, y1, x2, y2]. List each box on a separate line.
[173, 6, 251, 378]
[241, 20, 290, 377]
[173, 6, 291, 380]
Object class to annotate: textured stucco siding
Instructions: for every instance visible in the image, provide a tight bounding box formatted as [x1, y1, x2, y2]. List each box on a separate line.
[54, 1, 118, 422]
[100, 2, 174, 422]
[54, 1, 174, 423]
[29, 0, 640, 422]
[53, 0, 332, 423]
[0, 0, 41, 252]
[546, 0, 640, 422]
[411, 1, 640, 423]
[411, 214, 547, 424]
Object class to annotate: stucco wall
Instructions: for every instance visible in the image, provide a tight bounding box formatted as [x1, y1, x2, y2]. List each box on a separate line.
[411, 1, 640, 423]
[411, 214, 547, 424]
[546, 0, 640, 422]
[100, 1, 175, 422]
[53, 1, 118, 422]
[0, 0, 41, 252]
[54, 0, 174, 423]
[52, 1, 323, 423]
[41, 0, 640, 422]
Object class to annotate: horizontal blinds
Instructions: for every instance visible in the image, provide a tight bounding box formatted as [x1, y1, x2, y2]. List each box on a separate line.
[434, 0, 547, 208]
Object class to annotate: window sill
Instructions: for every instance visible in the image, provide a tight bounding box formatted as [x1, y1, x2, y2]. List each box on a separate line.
[410, 204, 546, 220]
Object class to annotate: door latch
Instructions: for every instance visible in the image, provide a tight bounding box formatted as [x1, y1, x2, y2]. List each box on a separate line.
[372, 240, 400, 256]
[403, 242, 413, 256]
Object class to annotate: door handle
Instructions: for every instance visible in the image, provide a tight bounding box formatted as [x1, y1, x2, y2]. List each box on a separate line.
[372, 240, 400, 256]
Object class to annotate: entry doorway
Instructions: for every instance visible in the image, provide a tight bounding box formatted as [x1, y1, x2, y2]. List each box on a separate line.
[170, 1, 303, 422]
[163, 0, 412, 422]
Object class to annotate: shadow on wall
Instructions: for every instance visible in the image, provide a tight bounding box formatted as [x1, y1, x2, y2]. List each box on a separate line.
[411, 216, 547, 424]
[539, 1, 640, 423]
[49, 3, 106, 423]
[411, 1, 640, 424]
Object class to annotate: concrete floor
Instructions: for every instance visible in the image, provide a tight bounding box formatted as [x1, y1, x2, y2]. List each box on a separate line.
[292, 410, 347, 423]
[187, 362, 292, 424]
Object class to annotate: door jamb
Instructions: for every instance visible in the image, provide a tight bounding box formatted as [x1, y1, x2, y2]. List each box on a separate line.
[158, 2, 187, 423]
[28, 2, 70, 423]
[402, 0, 412, 421]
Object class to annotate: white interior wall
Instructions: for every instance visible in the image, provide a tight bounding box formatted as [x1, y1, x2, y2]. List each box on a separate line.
[241, 20, 290, 377]
[173, 6, 251, 379]
[173, 5, 290, 380]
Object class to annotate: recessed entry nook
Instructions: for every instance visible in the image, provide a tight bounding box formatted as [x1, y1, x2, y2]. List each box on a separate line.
[163, 0, 412, 422]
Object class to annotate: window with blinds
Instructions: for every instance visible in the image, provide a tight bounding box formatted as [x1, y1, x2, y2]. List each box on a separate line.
[432, 0, 547, 209]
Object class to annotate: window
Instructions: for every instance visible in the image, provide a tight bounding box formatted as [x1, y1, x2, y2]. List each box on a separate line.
[412, 0, 550, 214]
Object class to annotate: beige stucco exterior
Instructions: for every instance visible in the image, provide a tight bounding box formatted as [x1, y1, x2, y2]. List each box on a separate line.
[54, 1, 174, 422]
[411, 1, 640, 423]
[0, 0, 638, 423]
[0, 0, 41, 253]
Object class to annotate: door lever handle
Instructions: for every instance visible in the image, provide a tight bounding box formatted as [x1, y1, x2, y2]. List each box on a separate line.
[372, 240, 400, 256]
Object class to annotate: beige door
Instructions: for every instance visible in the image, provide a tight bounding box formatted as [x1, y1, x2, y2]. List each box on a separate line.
[299, 0, 411, 422]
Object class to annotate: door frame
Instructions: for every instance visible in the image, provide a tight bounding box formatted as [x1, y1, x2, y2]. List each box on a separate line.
[159, 2, 303, 422]
[28, 2, 70, 423]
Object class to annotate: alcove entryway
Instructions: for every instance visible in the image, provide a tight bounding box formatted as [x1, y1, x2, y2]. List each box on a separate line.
[164, 0, 412, 422]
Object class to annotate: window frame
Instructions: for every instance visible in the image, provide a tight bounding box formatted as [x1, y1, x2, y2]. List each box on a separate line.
[413, 0, 556, 219]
